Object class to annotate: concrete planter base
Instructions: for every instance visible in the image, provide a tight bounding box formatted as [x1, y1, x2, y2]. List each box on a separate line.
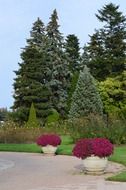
[83, 156, 108, 175]
[42, 145, 57, 155]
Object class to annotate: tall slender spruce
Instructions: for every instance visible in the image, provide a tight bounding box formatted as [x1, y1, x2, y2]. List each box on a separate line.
[46, 9, 71, 117]
[65, 34, 81, 111]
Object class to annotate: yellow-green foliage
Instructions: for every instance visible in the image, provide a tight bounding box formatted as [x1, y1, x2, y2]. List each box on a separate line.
[99, 72, 126, 118]
[25, 103, 40, 128]
[46, 109, 60, 124]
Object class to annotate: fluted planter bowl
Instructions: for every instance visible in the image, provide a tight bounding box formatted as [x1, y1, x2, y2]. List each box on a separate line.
[42, 145, 58, 155]
[83, 155, 108, 174]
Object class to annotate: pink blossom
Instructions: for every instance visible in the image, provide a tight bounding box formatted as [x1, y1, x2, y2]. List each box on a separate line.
[73, 138, 113, 159]
[36, 134, 61, 147]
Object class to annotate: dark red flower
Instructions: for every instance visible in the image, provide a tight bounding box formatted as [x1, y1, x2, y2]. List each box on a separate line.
[73, 138, 113, 159]
[36, 134, 61, 147]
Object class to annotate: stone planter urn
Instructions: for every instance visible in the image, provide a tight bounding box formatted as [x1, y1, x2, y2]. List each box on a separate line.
[36, 134, 61, 155]
[83, 155, 108, 174]
[72, 138, 113, 175]
[42, 145, 58, 155]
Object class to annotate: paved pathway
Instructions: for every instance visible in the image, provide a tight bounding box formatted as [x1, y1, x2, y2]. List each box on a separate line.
[0, 152, 126, 190]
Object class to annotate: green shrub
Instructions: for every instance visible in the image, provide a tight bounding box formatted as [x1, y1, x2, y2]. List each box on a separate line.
[25, 103, 40, 128]
[46, 109, 60, 124]
[0, 120, 41, 143]
[98, 73, 126, 119]
[106, 118, 126, 144]
[0, 126, 50, 144]
[0, 120, 69, 144]
[68, 114, 107, 142]
[1, 116, 126, 145]
[67, 114, 126, 145]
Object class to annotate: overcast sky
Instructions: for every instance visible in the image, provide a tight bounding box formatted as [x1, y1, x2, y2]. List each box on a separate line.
[0, 0, 125, 109]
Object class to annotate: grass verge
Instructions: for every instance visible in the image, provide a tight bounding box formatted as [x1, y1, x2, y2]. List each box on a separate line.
[107, 146, 126, 182]
[0, 135, 74, 155]
[107, 171, 126, 182]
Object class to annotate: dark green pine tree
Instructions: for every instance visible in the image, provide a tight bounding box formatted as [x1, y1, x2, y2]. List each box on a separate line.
[69, 66, 103, 118]
[46, 9, 71, 117]
[82, 3, 126, 80]
[65, 34, 80, 72]
[12, 19, 51, 123]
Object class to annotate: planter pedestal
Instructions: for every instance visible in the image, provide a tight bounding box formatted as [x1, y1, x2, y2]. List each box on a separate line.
[83, 156, 108, 175]
[42, 145, 57, 155]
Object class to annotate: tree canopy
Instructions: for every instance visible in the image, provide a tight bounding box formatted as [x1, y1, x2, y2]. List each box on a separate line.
[82, 3, 126, 80]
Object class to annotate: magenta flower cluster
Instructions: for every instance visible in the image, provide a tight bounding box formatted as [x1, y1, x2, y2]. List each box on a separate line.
[36, 134, 61, 147]
[73, 138, 113, 159]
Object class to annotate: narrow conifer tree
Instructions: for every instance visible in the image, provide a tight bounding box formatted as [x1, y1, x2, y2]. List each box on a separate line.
[65, 34, 81, 111]
[46, 9, 71, 117]
[26, 103, 39, 128]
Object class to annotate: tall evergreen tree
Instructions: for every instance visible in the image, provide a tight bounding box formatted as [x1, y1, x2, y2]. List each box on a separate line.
[65, 34, 80, 72]
[65, 34, 81, 111]
[12, 19, 51, 123]
[69, 66, 103, 118]
[46, 9, 70, 117]
[82, 3, 126, 80]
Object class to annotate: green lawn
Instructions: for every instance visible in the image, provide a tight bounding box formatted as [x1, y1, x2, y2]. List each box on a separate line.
[0, 137, 126, 182]
[0, 143, 74, 155]
[0, 143, 41, 153]
[0, 135, 74, 154]
[108, 146, 126, 182]
[107, 171, 126, 182]
[109, 146, 126, 166]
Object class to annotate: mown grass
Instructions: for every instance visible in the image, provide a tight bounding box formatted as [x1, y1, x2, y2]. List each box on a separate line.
[107, 146, 126, 182]
[0, 135, 74, 154]
[109, 146, 126, 166]
[0, 143, 40, 153]
[107, 171, 126, 182]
